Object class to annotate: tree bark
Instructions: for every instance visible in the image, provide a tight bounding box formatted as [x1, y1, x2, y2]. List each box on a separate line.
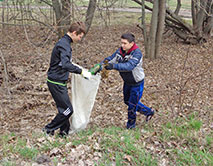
[206, 0, 212, 13]
[203, 16, 213, 37]
[52, 0, 71, 38]
[148, 0, 158, 59]
[155, 0, 166, 59]
[85, 0, 97, 36]
[71, 0, 74, 21]
[1, 0, 5, 30]
[132, 0, 213, 44]
[174, 0, 181, 15]
[191, 0, 196, 28]
[203, 1, 213, 37]
[52, 0, 62, 38]
[195, 0, 207, 38]
[141, 0, 148, 57]
[60, 0, 71, 36]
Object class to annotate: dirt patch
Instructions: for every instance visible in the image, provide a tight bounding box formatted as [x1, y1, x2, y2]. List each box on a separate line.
[0, 24, 212, 135]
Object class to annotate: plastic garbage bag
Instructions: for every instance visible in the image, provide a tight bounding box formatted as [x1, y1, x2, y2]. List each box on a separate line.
[70, 72, 101, 133]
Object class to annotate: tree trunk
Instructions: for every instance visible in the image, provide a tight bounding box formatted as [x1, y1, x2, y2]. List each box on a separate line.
[174, 0, 181, 15]
[132, 0, 213, 45]
[203, 16, 213, 37]
[1, 0, 5, 30]
[204, 0, 213, 37]
[206, 0, 212, 13]
[61, 0, 71, 31]
[85, 0, 97, 36]
[52, 0, 62, 38]
[195, 0, 207, 38]
[71, 0, 74, 20]
[191, 0, 196, 28]
[141, 0, 148, 57]
[52, 0, 71, 38]
[155, 0, 166, 59]
[148, 0, 158, 59]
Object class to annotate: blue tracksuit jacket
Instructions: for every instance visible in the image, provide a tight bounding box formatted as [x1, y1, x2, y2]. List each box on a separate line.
[104, 43, 145, 85]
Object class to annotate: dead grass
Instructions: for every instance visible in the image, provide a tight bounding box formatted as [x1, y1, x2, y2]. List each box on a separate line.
[0, 24, 212, 165]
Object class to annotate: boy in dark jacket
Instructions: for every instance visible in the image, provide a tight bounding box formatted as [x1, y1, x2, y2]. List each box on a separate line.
[103, 33, 155, 129]
[43, 22, 91, 137]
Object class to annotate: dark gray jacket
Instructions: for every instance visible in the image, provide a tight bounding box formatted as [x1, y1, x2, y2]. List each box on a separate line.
[47, 34, 82, 81]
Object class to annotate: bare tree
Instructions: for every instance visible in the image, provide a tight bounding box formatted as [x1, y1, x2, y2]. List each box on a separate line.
[133, 0, 213, 45]
[1, 0, 5, 30]
[148, 0, 159, 59]
[85, 0, 97, 36]
[137, 0, 166, 59]
[52, 0, 71, 38]
[140, 0, 148, 56]
[168, 0, 213, 44]
[47, 0, 97, 38]
[174, 0, 181, 15]
[155, 0, 166, 59]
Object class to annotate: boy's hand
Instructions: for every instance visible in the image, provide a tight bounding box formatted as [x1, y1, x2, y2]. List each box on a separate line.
[105, 63, 114, 70]
[101, 67, 109, 79]
[103, 59, 109, 64]
[81, 69, 91, 79]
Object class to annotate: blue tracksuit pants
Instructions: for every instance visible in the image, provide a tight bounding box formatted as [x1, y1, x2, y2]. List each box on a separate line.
[123, 80, 152, 129]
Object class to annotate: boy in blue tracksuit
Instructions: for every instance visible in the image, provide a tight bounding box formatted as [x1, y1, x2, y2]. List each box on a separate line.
[103, 33, 155, 129]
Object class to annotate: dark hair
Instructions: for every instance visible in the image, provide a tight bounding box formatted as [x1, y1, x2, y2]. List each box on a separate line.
[68, 21, 86, 35]
[121, 33, 135, 43]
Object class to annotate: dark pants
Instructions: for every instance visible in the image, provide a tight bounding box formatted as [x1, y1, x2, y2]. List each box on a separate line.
[45, 81, 73, 134]
[123, 80, 152, 129]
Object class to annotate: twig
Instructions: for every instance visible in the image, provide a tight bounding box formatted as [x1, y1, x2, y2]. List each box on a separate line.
[178, 45, 191, 111]
[23, 25, 42, 55]
[40, 0, 53, 8]
[0, 49, 11, 96]
[0, 21, 34, 26]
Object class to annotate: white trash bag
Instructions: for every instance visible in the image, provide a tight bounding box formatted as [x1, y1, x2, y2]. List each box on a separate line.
[70, 72, 101, 133]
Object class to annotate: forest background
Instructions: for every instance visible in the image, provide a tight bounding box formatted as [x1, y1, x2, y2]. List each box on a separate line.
[0, 0, 212, 166]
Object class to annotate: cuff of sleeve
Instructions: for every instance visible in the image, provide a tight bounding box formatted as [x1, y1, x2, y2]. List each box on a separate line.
[113, 63, 118, 70]
[79, 68, 83, 74]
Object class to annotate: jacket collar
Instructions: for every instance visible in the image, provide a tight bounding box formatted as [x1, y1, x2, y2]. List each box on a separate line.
[120, 43, 139, 57]
[64, 34, 73, 44]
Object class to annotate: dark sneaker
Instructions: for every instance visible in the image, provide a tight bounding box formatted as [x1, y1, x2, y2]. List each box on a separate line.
[146, 109, 155, 122]
[127, 125, 135, 129]
[59, 131, 68, 138]
[126, 119, 136, 129]
[42, 128, 54, 136]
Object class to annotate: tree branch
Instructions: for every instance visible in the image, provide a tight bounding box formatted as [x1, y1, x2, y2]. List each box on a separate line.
[0, 49, 11, 96]
[40, 0, 53, 7]
[132, 0, 194, 34]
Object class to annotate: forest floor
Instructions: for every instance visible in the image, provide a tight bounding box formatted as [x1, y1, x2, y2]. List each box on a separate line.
[0, 25, 212, 165]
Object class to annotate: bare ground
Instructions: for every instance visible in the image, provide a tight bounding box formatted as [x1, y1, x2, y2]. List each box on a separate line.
[0, 25, 212, 165]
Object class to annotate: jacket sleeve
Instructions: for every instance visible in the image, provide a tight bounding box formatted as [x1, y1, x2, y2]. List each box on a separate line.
[113, 50, 142, 71]
[103, 49, 120, 63]
[58, 45, 82, 74]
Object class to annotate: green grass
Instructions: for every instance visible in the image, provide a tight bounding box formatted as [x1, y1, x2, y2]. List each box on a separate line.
[206, 134, 212, 146]
[167, 0, 191, 10]
[158, 113, 212, 165]
[95, 127, 158, 165]
[0, 112, 212, 165]
[0, 160, 16, 166]
[0, 135, 38, 166]
[174, 148, 213, 166]
[160, 120, 203, 146]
